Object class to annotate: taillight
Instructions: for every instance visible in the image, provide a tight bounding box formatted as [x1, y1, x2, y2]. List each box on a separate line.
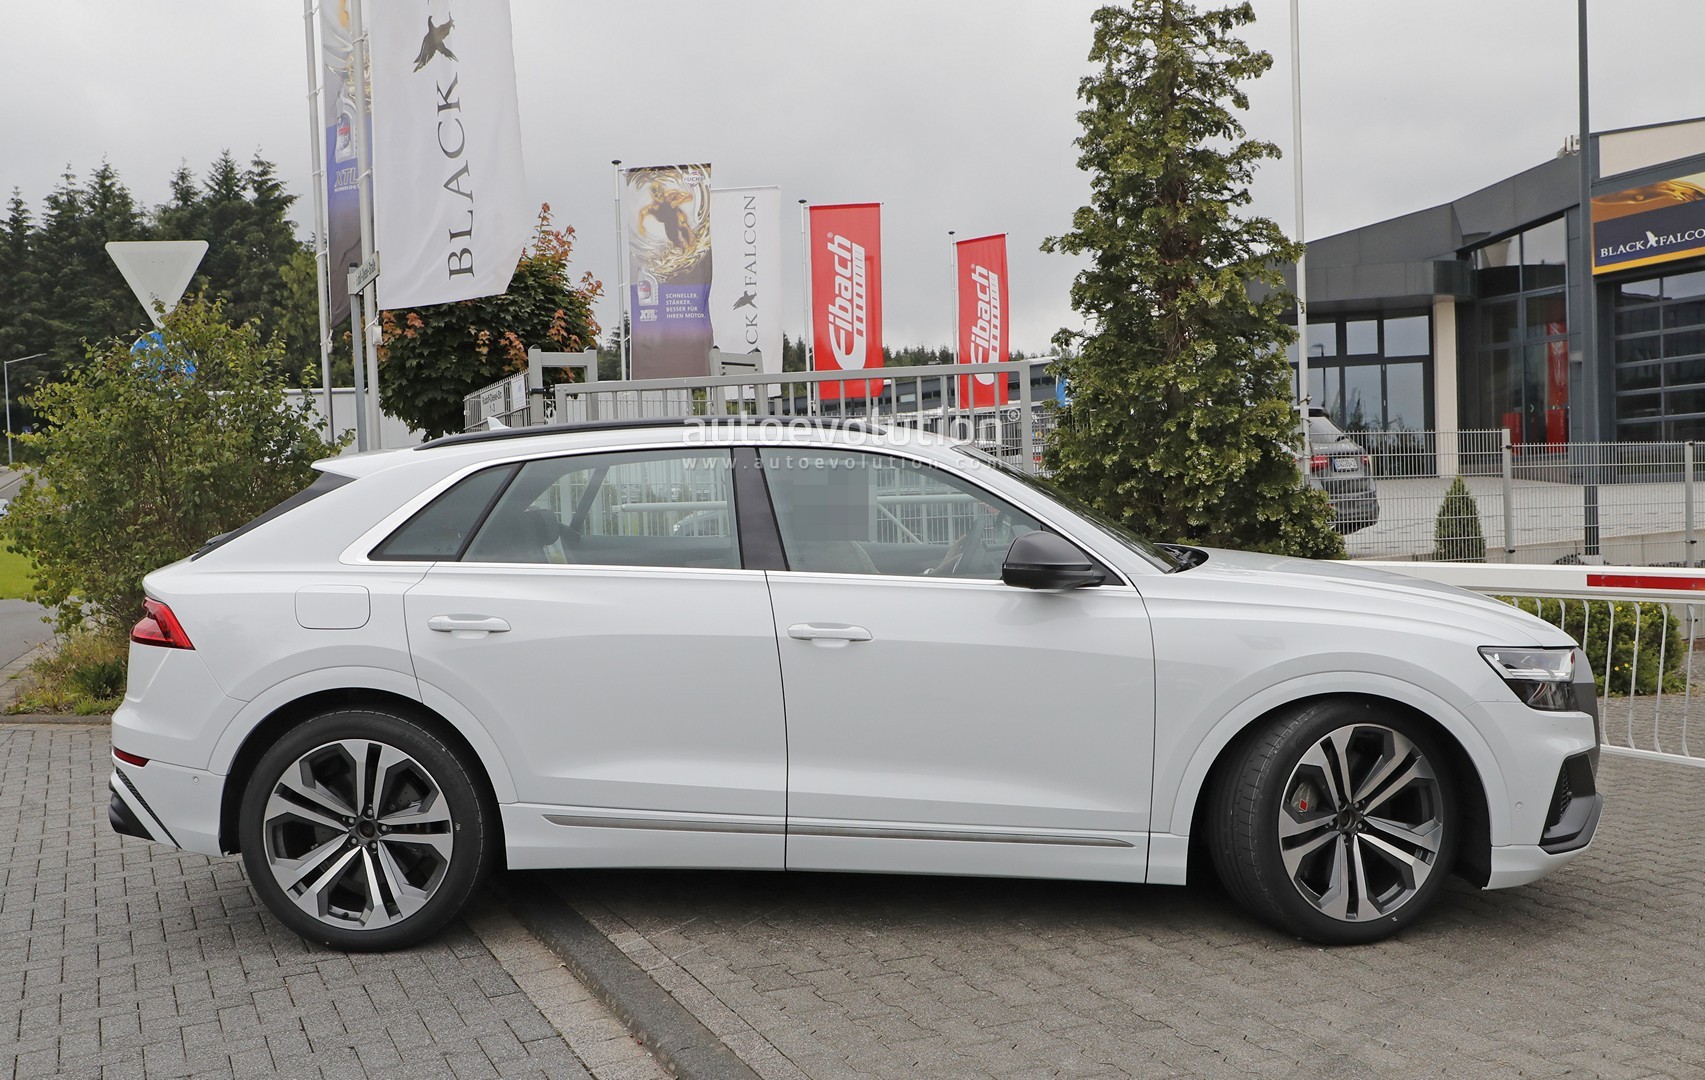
[131, 599, 194, 650]
[113, 748, 149, 767]
[1308, 454, 1329, 473]
[1361, 454, 1372, 469]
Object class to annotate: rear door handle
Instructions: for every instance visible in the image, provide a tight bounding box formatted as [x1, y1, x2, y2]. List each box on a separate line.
[427, 614, 511, 636]
[787, 623, 872, 646]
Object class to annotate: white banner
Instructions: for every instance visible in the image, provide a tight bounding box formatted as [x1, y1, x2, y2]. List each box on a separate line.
[709, 186, 782, 375]
[368, 0, 529, 310]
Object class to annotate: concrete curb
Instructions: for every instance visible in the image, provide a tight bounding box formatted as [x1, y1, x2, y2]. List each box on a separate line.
[493, 874, 760, 1080]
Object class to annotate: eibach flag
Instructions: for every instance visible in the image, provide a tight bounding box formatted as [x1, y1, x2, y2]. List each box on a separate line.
[809, 203, 883, 400]
[955, 234, 1009, 408]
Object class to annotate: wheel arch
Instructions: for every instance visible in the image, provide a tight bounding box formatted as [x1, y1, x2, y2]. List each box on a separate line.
[1174, 688, 1497, 890]
[216, 687, 508, 860]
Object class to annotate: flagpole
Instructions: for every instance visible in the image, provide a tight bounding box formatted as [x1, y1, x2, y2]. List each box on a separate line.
[613, 160, 628, 381]
[1577, 0, 1598, 440]
[349, 0, 382, 449]
[799, 199, 812, 415]
[302, 0, 335, 444]
[948, 230, 959, 416]
[1289, 0, 1309, 438]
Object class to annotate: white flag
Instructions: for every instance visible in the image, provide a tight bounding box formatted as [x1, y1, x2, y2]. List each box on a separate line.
[710, 187, 782, 375]
[369, 0, 529, 310]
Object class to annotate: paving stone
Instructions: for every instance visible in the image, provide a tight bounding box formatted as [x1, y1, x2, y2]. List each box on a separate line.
[0, 724, 655, 1080]
[539, 751, 1705, 1079]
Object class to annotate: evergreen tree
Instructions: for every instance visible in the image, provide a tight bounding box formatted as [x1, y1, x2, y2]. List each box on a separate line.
[1042, 1, 1341, 558]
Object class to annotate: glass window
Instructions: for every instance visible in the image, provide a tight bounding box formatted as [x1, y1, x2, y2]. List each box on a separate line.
[1667, 328, 1705, 359]
[1472, 235, 1518, 269]
[1342, 366, 1382, 433]
[1615, 364, 1663, 393]
[1617, 392, 1663, 420]
[1615, 307, 1660, 335]
[1664, 270, 1705, 301]
[1664, 297, 1705, 330]
[1345, 320, 1378, 355]
[1307, 322, 1337, 358]
[1383, 316, 1429, 357]
[1668, 357, 1705, 384]
[371, 465, 514, 561]
[1525, 293, 1567, 338]
[1616, 337, 1660, 366]
[463, 450, 740, 568]
[1666, 386, 1705, 415]
[760, 449, 1041, 580]
[1522, 218, 1568, 266]
[1616, 277, 1663, 304]
[1385, 363, 1426, 432]
[1478, 300, 1519, 347]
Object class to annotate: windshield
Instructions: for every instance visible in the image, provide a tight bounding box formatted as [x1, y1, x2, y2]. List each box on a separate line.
[953, 446, 1181, 572]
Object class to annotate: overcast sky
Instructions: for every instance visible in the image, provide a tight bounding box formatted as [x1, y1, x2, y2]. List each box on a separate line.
[6, 1, 1703, 355]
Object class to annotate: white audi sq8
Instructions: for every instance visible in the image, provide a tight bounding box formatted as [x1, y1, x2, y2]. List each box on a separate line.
[110, 419, 1602, 949]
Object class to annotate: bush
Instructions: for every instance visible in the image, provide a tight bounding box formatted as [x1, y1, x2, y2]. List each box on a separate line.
[1434, 476, 1486, 562]
[1503, 596, 1686, 695]
[8, 630, 130, 716]
[1, 295, 340, 637]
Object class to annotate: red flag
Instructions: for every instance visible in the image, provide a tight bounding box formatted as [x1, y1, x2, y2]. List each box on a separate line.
[809, 204, 883, 400]
[956, 234, 1009, 408]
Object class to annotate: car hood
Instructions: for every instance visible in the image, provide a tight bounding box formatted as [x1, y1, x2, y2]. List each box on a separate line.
[1182, 547, 1570, 647]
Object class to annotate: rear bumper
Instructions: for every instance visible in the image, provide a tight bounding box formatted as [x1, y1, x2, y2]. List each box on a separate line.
[108, 755, 225, 856]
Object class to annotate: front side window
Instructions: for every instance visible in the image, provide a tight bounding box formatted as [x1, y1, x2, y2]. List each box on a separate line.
[760, 449, 1042, 579]
[462, 449, 740, 569]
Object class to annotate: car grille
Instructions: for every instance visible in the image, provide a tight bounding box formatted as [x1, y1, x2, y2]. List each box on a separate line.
[1545, 768, 1573, 832]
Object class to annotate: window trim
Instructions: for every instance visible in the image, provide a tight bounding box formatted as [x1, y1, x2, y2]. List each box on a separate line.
[749, 444, 1131, 588]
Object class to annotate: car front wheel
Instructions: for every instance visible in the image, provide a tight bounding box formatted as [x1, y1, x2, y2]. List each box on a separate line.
[238, 708, 493, 951]
[1209, 699, 1457, 945]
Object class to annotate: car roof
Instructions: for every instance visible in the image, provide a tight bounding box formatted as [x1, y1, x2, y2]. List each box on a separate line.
[314, 417, 960, 479]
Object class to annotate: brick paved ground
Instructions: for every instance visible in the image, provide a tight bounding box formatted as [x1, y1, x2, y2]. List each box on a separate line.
[0, 724, 663, 1080]
[545, 752, 1705, 1079]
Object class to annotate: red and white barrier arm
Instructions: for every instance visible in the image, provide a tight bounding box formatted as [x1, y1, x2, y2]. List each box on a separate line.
[1360, 561, 1705, 604]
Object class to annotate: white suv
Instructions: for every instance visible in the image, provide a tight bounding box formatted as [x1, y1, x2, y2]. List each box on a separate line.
[111, 420, 1601, 949]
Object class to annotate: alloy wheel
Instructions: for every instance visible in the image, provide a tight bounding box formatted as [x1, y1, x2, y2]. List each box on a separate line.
[260, 739, 455, 931]
[1276, 723, 1445, 922]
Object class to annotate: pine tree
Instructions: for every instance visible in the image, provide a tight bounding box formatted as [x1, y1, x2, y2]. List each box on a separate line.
[1042, 1, 1341, 558]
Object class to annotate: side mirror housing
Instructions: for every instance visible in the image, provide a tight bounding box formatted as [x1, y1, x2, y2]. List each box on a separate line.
[1001, 531, 1105, 590]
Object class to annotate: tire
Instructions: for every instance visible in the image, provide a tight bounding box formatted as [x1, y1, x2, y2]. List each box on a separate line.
[238, 708, 494, 951]
[1208, 698, 1458, 945]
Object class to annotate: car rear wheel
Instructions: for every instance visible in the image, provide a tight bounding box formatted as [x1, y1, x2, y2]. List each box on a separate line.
[1209, 699, 1457, 945]
[238, 708, 493, 951]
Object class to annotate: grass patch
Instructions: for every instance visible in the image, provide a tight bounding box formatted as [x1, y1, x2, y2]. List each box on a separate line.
[0, 547, 35, 601]
[8, 630, 127, 716]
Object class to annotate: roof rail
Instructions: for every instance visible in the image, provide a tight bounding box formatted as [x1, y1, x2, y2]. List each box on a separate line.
[417, 415, 882, 451]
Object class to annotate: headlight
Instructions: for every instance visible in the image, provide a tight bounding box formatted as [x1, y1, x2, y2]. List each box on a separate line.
[1480, 646, 1577, 711]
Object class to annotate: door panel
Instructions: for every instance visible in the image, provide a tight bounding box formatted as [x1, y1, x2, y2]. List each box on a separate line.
[752, 445, 1156, 881]
[406, 565, 786, 868]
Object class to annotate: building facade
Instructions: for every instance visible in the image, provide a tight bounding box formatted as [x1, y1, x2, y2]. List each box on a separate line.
[1286, 115, 1705, 445]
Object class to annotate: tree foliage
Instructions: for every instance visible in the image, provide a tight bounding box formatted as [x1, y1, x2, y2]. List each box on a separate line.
[0, 154, 317, 437]
[1042, 0, 1341, 557]
[1432, 476, 1486, 562]
[1, 296, 335, 637]
[378, 206, 602, 438]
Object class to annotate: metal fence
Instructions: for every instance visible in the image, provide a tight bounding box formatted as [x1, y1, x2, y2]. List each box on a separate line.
[1372, 561, 1705, 767]
[1336, 430, 1702, 567]
[465, 354, 1059, 475]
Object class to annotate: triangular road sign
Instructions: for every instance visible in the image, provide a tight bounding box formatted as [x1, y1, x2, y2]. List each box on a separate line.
[105, 240, 208, 328]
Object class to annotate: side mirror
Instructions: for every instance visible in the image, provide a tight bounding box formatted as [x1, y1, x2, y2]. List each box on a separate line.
[1001, 531, 1105, 590]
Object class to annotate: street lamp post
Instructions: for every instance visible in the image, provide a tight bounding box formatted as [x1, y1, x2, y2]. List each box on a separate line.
[3, 354, 45, 467]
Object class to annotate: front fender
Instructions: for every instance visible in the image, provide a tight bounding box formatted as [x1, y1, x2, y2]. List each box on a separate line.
[1157, 671, 1511, 849]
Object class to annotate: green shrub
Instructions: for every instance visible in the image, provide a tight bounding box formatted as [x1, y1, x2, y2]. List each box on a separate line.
[9, 630, 130, 716]
[1434, 476, 1486, 562]
[1502, 596, 1686, 695]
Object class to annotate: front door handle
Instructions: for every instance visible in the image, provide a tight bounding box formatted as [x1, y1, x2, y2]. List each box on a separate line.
[427, 614, 511, 636]
[787, 623, 872, 646]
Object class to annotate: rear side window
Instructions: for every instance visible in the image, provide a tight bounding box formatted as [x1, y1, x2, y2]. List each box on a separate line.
[192, 470, 355, 560]
[370, 465, 516, 561]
